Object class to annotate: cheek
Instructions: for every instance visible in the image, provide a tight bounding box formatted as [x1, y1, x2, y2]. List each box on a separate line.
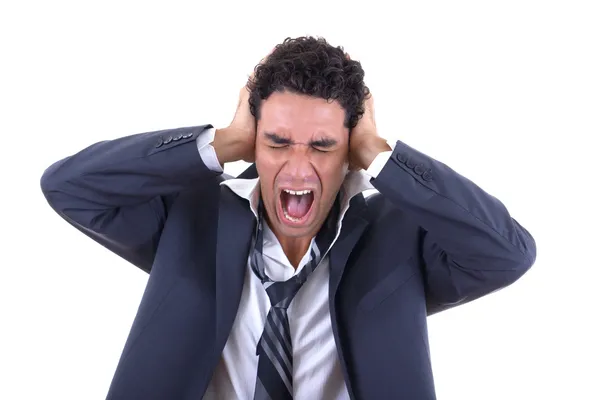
[255, 155, 279, 180]
[316, 157, 348, 194]
[254, 147, 272, 172]
[255, 152, 281, 197]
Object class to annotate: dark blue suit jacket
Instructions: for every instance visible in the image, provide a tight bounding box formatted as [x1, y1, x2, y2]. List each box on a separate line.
[40, 124, 536, 399]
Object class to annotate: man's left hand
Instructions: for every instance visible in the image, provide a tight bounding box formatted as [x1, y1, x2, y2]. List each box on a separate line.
[349, 93, 391, 171]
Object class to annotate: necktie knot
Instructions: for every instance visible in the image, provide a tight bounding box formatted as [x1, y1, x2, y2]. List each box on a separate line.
[264, 271, 308, 309]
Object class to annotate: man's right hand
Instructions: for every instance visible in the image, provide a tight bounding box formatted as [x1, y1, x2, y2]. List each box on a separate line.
[213, 50, 272, 165]
[213, 86, 256, 165]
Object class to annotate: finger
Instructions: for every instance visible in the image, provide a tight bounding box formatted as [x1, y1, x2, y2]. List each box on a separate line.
[364, 91, 374, 111]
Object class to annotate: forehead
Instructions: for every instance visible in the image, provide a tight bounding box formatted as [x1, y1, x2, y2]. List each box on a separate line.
[259, 91, 347, 140]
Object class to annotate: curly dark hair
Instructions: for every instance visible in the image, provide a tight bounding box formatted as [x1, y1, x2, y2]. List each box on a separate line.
[247, 36, 370, 130]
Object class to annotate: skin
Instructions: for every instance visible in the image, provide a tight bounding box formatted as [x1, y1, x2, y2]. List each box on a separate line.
[254, 90, 350, 268]
[213, 52, 390, 269]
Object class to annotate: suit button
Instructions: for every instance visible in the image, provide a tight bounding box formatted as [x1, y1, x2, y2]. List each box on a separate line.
[182, 132, 193, 139]
[414, 164, 426, 175]
[396, 153, 408, 163]
[173, 133, 183, 141]
[155, 138, 164, 148]
[164, 135, 173, 144]
[422, 170, 433, 181]
[406, 158, 416, 168]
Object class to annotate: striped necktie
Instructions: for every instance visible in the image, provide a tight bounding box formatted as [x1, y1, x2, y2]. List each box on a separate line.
[250, 198, 339, 400]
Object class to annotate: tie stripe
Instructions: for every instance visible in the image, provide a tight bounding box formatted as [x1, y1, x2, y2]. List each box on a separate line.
[265, 311, 292, 360]
[264, 314, 293, 373]
[259, 332, 293, 393]
[251, 197, 340, 400]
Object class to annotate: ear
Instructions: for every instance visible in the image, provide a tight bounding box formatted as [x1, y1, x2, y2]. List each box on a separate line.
[348, 161, 361, 172]
[347, 148, 361, 172]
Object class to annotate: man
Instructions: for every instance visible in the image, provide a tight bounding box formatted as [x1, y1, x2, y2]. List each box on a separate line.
[40, 36, 536, 399]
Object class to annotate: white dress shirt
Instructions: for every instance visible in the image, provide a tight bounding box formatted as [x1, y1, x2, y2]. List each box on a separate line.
[198, 127, 393, 399]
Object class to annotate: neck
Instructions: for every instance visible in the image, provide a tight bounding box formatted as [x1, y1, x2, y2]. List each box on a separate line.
[263, 214, 313, 269]
[260, 202, 323, 271]
[277, 235, 313, 270]
[263, 209, 328, 270]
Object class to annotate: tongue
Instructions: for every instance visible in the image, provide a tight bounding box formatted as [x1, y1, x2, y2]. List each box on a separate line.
[284, 193, 313, 219]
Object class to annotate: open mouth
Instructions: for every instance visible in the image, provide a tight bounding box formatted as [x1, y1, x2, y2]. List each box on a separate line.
[279, 189, 315, 225]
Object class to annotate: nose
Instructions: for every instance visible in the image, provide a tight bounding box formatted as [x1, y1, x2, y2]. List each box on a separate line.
[280, 145, 316, 183]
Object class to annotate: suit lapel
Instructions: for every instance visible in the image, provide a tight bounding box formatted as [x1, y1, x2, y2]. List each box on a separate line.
[214, 184, 256, 353]
[329, 194, 369, 294]
[328, 194, 369, 400]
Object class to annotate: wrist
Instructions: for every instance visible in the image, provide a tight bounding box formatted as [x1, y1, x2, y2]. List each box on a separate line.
[213, 127, 254, 165]
[213, 127, 238, 165]
[355, 135, 391, 170]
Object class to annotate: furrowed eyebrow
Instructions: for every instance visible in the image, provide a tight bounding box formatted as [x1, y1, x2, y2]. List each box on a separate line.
[263, 132, 338, 148]
[264, 132, 293, 145]
[310, 138, 338, 148]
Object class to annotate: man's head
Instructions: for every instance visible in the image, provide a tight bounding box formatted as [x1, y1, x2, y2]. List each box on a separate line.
[247, 36, 370, 241]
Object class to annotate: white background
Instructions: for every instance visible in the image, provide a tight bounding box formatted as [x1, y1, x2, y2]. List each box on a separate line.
[1, 1, 599, 399]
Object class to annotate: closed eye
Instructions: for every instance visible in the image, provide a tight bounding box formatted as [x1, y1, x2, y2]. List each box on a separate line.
[310, 138, 337, 152]
[264, 132, 292, 147]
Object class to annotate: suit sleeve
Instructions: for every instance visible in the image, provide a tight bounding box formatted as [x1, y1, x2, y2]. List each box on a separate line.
[40, 124, 223, 273]
[368, 140, 537, 315]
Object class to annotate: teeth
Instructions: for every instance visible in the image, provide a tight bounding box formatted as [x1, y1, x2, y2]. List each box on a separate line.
[283, 189, 312, 195]
[283, 209, 302, 222]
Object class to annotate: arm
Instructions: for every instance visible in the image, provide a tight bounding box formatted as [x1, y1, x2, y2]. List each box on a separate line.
[40, 125, 223, 273]
[367, 139, 536, 315]
[352, 96, 536, 315]
[40, 51, 262, 273]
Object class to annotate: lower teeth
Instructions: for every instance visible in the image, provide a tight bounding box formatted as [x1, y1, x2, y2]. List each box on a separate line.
[283, 209, 302, 222]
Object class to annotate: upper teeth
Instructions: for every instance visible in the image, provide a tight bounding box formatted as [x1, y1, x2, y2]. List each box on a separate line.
[284, 189, 312, 195]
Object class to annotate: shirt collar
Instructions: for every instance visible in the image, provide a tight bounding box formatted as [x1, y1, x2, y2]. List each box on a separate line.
[220, 170, 374, 221]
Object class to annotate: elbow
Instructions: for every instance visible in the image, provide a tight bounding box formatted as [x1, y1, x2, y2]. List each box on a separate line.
[40, 158, 71, 212]
[491, 220, 538, 287]
[510, 250, 536, 290]
[487, 234, 538, 296]
[512, 223, 537, 281]
[425, 228, 537, 316]
[40, 164, 57, 198]
[40, 163, 58, 204]
[488, 233, 537, 291]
